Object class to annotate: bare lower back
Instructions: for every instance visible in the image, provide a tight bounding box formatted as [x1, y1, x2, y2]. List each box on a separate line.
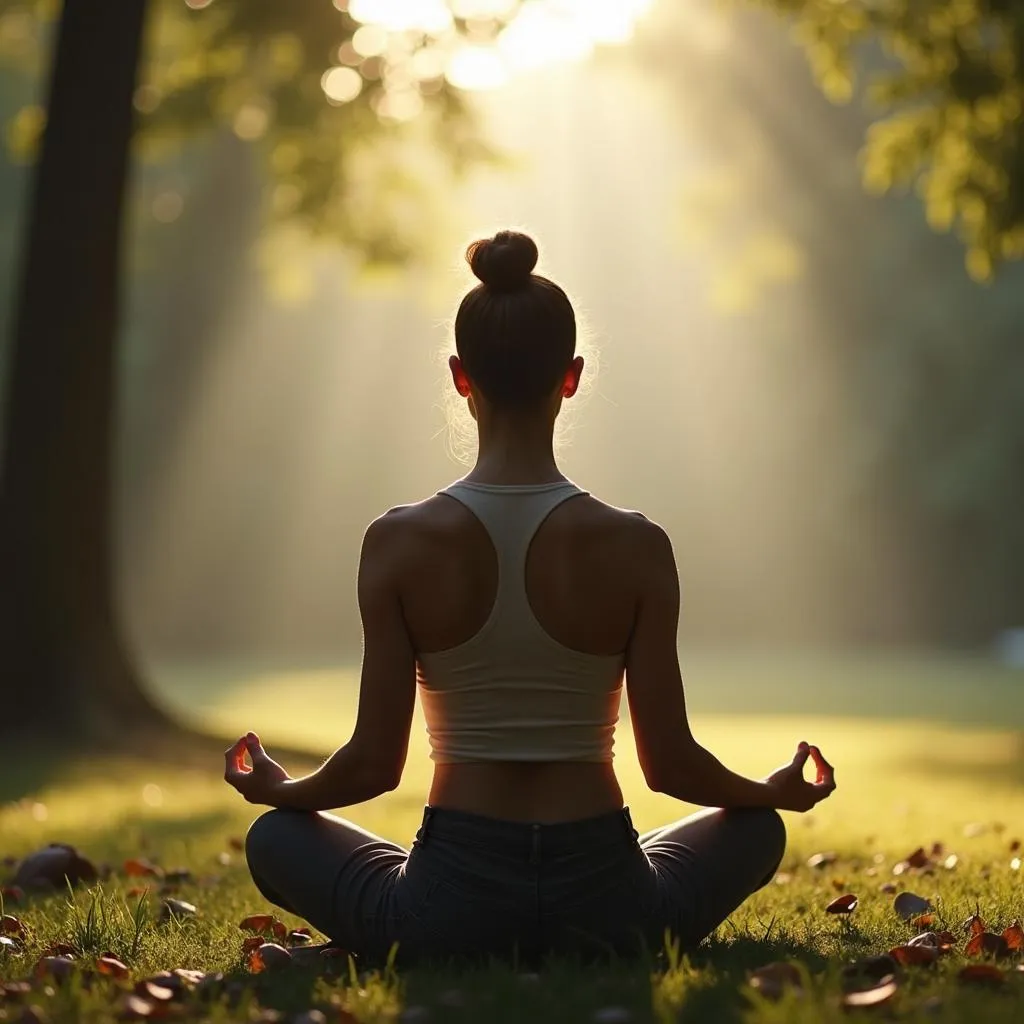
[428, 760, 624, 822]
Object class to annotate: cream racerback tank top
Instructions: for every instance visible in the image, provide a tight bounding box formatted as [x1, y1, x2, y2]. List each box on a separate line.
[416, 479, 625, 764]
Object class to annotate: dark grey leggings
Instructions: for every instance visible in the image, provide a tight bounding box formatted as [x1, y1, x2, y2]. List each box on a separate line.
[245, 804, 785, 966]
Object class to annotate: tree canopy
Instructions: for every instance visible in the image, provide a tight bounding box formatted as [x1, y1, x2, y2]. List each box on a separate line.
[0, 0, 518, 263]
[757, 0, 1024, 280]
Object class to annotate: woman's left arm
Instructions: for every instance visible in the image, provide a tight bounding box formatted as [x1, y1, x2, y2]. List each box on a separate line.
[225, 512, 417, 811]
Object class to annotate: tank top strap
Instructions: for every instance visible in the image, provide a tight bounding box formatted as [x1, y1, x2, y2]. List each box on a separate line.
[438, 479, 588, 614]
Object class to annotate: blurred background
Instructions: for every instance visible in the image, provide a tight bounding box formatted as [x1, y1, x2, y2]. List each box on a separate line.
[1, 0, 1022, 739]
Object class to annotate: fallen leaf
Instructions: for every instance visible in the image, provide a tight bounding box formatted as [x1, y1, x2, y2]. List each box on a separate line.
[12, 845, 97, 890]
[123, 859, 162, 879]
[929, 841, 944, 857]
[747, 962, 803, 1001]
[908, 932, 940, 948]
[965, 932, 1010, 959]
[879, 881, 898, 894]
[33, 956, 76, 983]
[248, 943, 292, 973]
[158, 898, 197, 923]
[239, 914, 275, 934]
[0, 887, 24, 903]
[841, 956, 899, 987]
[806, 852, 836, 870]
[826, 894, 858, 914]
[893, 892, 932, 921]
[0, 936, 19, 954]
[1003, 920, 1023, 951]
[911, 913, 935, 928]
[42, 943, 78, 958]
[905, 847, 929, 869]
[0, 916, 26, 940]
[957, 964, 1005, 986]
[136, 974, 176, 999]
[841, 977, 899, 1009]
[830, 878, 847, 891]
[96, 956, 130, 980]
[963, 914, 986, 936]
[287, 928, 313, 946]
[227, 837, 244, 852]
[242, 936, 263, 955]
[888, 945, 939, 967]
[119, 994, 162, 1019]
[1010, 839, 1021, 853]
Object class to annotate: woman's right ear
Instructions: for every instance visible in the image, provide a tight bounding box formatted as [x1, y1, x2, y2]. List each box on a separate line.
[449, 355, 472, 398]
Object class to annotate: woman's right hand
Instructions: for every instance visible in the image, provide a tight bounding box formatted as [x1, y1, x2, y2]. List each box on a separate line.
[764, 742, 836, 812]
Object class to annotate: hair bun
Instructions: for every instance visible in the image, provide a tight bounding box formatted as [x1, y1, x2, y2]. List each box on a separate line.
[465, 230, 538, 292]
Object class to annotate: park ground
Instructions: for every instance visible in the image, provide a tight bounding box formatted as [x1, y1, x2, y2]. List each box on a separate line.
[1, 650, 1023, 1022]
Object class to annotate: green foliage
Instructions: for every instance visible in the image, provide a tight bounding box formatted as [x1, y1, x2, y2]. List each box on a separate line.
[0, 0, 517, 264]
[750, 0, 1024, 280]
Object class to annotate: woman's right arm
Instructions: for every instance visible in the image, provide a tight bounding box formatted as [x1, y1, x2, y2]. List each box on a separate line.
[623, 518, 835, 812]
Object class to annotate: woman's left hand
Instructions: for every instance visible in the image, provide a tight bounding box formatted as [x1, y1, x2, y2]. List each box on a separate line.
[224, 732, 292, 805]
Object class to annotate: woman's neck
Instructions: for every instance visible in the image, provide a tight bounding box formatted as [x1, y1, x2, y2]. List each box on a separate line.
[467, 416, 562, 485]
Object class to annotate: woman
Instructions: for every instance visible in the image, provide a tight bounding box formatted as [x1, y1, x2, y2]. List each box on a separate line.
[225, 230, 836, 967]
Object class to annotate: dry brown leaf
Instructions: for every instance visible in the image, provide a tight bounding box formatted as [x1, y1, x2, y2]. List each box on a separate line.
[118, 994, 165, 1019]
[0, 936, 19, 954]
[910, 913, 935, 928]
[287, 928, 313, 946]
[806, 852, 837, 870]
[825, 894, 858, 914]
[888, 945, 939, 967]
[42, 943, 78, 959]
[0, 916, 26, 940]
[964, 932, 1010, 959]
[248, 942, 292, 973]
[33, 956, 76, 983]
[159, 899, 197, 923]
[123, 859, 162, 880]
[905, 847, 929, 869]
[747, 961, 803, 1002]
[841, 977, 899, 1009]
[957, 964, 1005, 986]
[227, 837, 244, 851]
[242, 936, 263, 955]
[893, 892, 932, 921]
[1003, 920, 1024, 951]
[12, 846, 97, 891]
[964, 913, 986, 936]
[134, 980, 175, 1003]
[96, 956, 130, 980]
[238, 914, 275, 934]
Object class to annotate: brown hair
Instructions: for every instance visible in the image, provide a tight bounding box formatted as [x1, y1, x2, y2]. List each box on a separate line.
[454, 230, 576, 409]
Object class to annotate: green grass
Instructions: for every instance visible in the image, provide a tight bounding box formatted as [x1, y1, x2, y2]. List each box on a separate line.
[2, 652, 1023, 1022]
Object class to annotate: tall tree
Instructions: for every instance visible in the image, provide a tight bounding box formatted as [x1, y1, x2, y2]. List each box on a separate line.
[0, 0, 519, 743]
[0, 0, 157, 739]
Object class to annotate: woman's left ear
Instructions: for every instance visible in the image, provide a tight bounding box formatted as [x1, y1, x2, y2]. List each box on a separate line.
[449, 354, 472, 398]
[562, 356, 585, 399]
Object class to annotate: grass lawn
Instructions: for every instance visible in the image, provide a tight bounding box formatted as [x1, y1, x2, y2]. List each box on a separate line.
[2, 651, 1023, 1022]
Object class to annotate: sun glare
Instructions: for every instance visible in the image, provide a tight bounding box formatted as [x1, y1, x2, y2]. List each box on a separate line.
[331, 0, 654, 96]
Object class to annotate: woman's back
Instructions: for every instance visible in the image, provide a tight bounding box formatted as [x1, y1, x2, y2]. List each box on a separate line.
[376, 479, 654, 822]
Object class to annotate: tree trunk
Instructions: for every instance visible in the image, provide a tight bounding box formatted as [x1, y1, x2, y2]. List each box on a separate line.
[0, 0, 172, 740]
